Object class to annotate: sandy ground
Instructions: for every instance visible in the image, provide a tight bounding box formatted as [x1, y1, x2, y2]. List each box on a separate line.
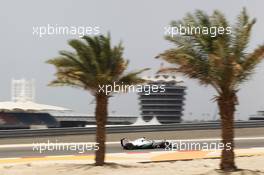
[0, 156, 264, 175]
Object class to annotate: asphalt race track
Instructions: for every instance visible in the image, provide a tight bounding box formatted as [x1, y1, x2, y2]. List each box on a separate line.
[0, 128, 263, 159]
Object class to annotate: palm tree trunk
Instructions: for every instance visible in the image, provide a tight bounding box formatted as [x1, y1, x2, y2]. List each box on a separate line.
[95, 93, 108, 166]
[218, 93, 237, 171]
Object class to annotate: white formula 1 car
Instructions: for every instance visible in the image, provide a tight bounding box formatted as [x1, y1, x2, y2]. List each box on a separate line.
[120, 137, 170, 150]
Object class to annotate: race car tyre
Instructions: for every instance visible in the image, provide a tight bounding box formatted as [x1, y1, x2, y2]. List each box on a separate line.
[124, 143, 135, 150]
[164, 141, 172, 148]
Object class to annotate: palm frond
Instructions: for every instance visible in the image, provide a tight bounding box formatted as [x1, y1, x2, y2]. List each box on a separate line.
[236, 44, 264, 83]
[157, 8, 262, 94]
[47, 34, 148, 95]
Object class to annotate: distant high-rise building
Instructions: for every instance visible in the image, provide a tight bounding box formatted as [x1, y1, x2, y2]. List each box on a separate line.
[11, 79, 35, 102]
[138, 74, 186, 124]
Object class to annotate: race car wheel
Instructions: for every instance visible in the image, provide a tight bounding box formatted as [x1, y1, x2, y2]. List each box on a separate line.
[124, 143, 135, 150]
[164, 141, 171, 148]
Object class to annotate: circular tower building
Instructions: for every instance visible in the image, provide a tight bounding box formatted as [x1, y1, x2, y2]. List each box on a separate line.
[138, 74, 186, 124]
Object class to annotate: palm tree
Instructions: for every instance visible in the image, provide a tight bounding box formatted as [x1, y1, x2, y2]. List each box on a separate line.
[47, 34, 148, 166]
[156, 9, 264, 171]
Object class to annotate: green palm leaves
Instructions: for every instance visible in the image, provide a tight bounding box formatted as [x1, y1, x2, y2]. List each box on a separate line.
[157, 8, 264, 171]
[47, 34, 148, 95]
[157, 8, 264, 93]
[47, 34, 148, 166]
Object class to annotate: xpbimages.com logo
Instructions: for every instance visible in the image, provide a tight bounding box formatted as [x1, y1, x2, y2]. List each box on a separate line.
[32, 140, 99, 154]
[32, 24, 100, 38]
[164, 24, 232, 38]
[164, 141, 232, 151]
[98, 82, 166, 95]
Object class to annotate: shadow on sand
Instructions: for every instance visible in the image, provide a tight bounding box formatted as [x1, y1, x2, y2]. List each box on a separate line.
[56, 162, 139, 172]
[202, 169, 264, 175]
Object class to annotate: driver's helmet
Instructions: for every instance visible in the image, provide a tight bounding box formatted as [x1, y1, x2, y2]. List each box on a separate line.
[120, 138, 130, 146]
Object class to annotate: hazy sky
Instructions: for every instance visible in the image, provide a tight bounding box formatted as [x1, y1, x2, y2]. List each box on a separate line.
[0, 0, 263, 120]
